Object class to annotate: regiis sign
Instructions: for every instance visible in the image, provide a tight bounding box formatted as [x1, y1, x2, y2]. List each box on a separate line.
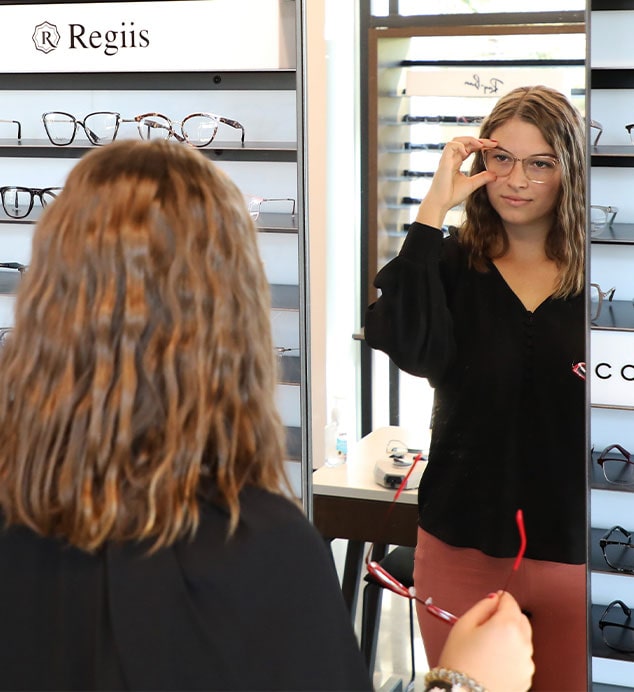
[591, 330, 634, 409]
[0, 1, 289, 72]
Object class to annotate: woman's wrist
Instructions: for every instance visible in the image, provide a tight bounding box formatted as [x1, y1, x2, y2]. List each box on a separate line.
[415, 199, 448, 229]
[424, 667, 487, 692]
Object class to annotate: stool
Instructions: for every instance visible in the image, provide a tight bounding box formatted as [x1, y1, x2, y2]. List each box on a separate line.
[360, 545, 416, 684]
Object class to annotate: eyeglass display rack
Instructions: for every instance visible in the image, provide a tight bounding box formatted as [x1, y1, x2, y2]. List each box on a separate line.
[0, 0, 310, 505]
[590, 0, 634, 687]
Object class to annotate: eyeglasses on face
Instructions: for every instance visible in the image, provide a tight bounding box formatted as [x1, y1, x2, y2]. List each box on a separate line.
[591, 119, 603, 147]
[42, 111, 245, 147]
[599, 600, 634, 654]
[482, 148, 560, 184]
[590, 205, 618, 236]
[600, 526, 634, 574]
[596, 443, 634, 486]
[0, 186, 62, 219]
[0, 118, 21, 141]
[590, 283, 616, 323]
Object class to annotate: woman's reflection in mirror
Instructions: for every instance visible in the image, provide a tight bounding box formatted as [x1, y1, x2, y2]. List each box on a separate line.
[365, 85, 586, 692]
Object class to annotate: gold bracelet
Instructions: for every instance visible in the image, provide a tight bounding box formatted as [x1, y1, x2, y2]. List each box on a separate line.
[424, 667, 487, 692]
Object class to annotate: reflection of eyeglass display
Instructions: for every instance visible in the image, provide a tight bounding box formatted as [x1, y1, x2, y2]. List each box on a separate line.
[482, 148, 560, 184]
[0, 186, 62, 219]
[600, 526, 634, 574]
[599, 600, 634, 654]
[0, 118, 21, 141]
[404, 142, 445, 151]
[246, 197, 296, 221]
[590, 282, 616, 322]
[0, 262, 27, 276]
[590, 205, 618, 236]
[42, 111, 245, 147]
[401, 114, 483, 124]
[596, 443, 634, 486]
[591, 119, 603, 146]
[402, 170, 435, 178]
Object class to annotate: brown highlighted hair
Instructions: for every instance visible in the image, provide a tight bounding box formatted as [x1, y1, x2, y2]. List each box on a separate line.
[0, 139, 291, 552]
[462, 85, 585, 298]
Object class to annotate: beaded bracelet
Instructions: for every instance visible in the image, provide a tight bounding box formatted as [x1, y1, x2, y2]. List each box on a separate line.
[423, 667, 487, 692]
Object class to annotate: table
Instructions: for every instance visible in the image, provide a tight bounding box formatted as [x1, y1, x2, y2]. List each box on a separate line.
[312, 426, 428, 670]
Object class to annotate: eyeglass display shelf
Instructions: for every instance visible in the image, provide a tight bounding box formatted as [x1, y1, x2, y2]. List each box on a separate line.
[591, 223, 634, 244]
[591, 146, 634, 168]
[590, 526, 634, 576]
[591, 300, 634, 331]
[0, 139, 297, 163]
[591, 68, 634, 90]
[590, 451, 634, 493]
[592, 0, 634, 11]
[0, 208, 299, 233]
[278, 355, 301, 387]
[591, 604, 634, 663]
[270, 284, 299, 311]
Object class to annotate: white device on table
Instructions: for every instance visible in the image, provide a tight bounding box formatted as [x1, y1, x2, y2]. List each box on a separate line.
[374, 449, 427, 490]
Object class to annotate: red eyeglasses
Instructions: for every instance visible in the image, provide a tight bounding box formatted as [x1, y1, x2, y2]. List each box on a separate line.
[365, 464, 527, 625]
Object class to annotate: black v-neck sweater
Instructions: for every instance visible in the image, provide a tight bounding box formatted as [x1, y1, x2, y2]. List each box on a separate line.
[365, 223, 586, 564]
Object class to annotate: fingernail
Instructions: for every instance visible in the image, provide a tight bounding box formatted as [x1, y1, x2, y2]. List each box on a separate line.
[487, 592, 497, 599]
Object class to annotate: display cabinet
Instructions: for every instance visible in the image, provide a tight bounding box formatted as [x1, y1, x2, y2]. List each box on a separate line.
[589, 1, 634, 688]
[0, 0, 311, 505]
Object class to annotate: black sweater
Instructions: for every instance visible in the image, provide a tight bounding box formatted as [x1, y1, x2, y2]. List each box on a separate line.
[365, 223, 585, 564]
[0, 487, 371, 691]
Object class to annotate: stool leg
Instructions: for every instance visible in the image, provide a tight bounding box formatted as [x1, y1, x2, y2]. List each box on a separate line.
[360, 581, 382, 674]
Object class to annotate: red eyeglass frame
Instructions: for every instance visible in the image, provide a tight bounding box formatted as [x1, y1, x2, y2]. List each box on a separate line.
[365, 458, 527, 625]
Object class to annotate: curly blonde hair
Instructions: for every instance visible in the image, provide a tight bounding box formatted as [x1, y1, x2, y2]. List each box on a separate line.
[0, 140, 291, 552]
[461, 85, 585, 298]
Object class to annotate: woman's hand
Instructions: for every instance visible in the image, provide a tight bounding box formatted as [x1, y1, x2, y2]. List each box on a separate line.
[437, 591, 534, 692]
[415, 137, 498, 229]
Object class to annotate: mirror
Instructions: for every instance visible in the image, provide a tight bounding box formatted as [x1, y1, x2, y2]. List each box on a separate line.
[312, 3, 587, 689]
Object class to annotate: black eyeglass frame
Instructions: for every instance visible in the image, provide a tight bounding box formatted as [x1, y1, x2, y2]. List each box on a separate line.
[0, 118, 22, 141]
[0, 186, 62, 219]
[597, 443, 634, 486]
[599, 600, 634, 654]
[591, 119, 603, 147]
[599, 526, 634, 574]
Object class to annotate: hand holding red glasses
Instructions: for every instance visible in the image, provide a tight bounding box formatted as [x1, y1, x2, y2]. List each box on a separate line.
[434, 590, 534, 692]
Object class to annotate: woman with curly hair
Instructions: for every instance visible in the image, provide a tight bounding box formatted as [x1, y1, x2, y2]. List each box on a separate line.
[365, 86, 586, 691]
[0, 139, 370, 691]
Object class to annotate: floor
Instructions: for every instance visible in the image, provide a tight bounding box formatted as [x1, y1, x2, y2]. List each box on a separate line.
[330, 539, 429, 692]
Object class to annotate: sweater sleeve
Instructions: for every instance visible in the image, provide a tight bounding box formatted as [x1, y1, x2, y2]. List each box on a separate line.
[364, 223, 457, 386]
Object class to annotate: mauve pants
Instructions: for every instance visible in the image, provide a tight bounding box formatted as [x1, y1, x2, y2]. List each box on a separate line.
[414, 528, 587, 692]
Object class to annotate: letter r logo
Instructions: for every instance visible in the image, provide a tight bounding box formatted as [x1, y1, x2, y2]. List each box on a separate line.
[32, 21, 60, 53]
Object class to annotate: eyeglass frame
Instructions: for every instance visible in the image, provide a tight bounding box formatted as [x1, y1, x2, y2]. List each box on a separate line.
[247, 197, 296, 221]
[0, 327, 12, 346]
[625, 123, 634, 145]
[133, 111, 245, 147]
[365, 458, 526, 622]
[481, 147, 560, 184]
[0, 186, 62, 219]
[591, 119, 603, 147]
[596, 443, 634, 486]
[0, 262, 27, 276]
[42, 110, 245, 147]
[599, 526, 634, 574]
[0, 119, 22, 141]
[599, 600, 634, 654]
[590, 205, 618, 234]
[590, 282, 616, 322]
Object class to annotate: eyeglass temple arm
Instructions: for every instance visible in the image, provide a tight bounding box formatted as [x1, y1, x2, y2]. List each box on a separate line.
[599, 443, 633, 462]
[144, 119, 185, 142]
[218, 117, 245, 144]
[591, 120, 603, 146]
[0, 119, 21, 140]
